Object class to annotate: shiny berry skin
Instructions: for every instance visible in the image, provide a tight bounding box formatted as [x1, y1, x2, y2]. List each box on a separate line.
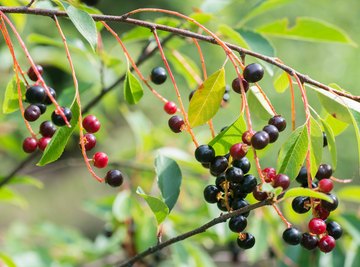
[251, 131, 270, 150]
[326, 221, 343, 240]
[82, 115, 101, 133]
[83, 133, 96, 151]
[292, 196, 310, 214]
[22, 137, 38, 153]
[168, 115, 184, 133]
[231, 77, 249, 94]
[27, 65, 43, 81]
[262, 167, 276, 183]
[38, 137, 51, 151]
[314, 205, 330, 220]
[237, 233, 255, 249]
[243, 63, 264, 83]
[268, 115, 287, 132]
[195, 145, 215, 164]
[217, 198, 231, 211]
[164, 101, 177, 115]
[252, 186, 268, 201]
[215, 175, 226, 191]
[105, 169, 124, 187]
[230, 143, 248, 160]
[309, 218, 326, 235]
[282, 227, 302, 245]
[318, 235, 336, 253]
[295, 166, 308, 184]
[24, 105, 41, 122]
[241, 131, 253, 145]
[240, 174, 257, 193]
[320, 193, 339, 212]
[231, 199, 250, 217]
[39, 121, 57, 137]
[273, 174, 290, 190]
[316, 163, 333, 180]
[263, 124, 279, 143]
[229, 215, 247, 233]
[93, 152, 109, 168]
[318, 179, 334, 193]
[210, 156, 228, 176]
[150, 67, 167, 84]
[34, 103, 47, 114]
[300, 233, 318, 250]
[225, 167, 244, 183]
[203, 185, 220, 203]
[43, 87, 57, 105]
[25, 85, 46, 104]
[323, 132, 328, 147]
[232, 157, 251, 174]
[51, 107, 72, 126]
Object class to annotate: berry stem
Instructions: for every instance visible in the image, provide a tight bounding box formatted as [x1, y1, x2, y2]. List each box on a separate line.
[272, 204, 291, 228]
[330, 176, 352, 183]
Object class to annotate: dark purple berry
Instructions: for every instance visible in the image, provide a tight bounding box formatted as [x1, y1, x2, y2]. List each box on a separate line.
[24, 105, 41, 122]
[243, 63, 264, 83]
[232, 157, 251, 174]
[25, 85, 46, 104]
[39, 121, 57, 137]
[105, 169, 124, 187]
[225, 167, 244, 183]
[272, 174, 290, 190]
[316, 163, 333, 180]
[326, 221, 343, 240]
[51, 107, 72, 126]
[83, 133, 96, 151]
[203, 185, 220, 203]
[268, 115, 287, 132]
[237, 233, 255, 249]
[43, 87, 57, 105]
[188, 90, 196, 101]
[217, 198, 231, 211]
[210, 156, 228, 176]
[168, 115, 184, 133]
[34, 103, 46, 114]
[301, 233, 318, 250]
[318, 235, 336, 253]
[22, 137, 37, 153]
[292, 196, 310, 214]
[215, 175, 226, 191]
[263, 124, 279, 143]
[252, 185, 268, 201]
[251, 131, 270, 150]
[231, 198, 250, 217]
[27, 64, 43, 81]
[231, 77, 249, 93]
[38, 137, 51, 151]
[229, 215, 247, 233]
[150, 67, 167, 84]
[195, 145, 215, 164]
[320, 193, 338, 212]
[240, 174, 257, 194]
[282, 227, 302, 245]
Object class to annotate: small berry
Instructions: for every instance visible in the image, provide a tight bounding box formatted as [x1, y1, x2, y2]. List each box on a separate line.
[150, 67, 167, 84]
[252, 185, 268, 201]
[229, 215, 247, 233]
[164, 101, 177, 115]
[295, 166, 308, 184]
[215, 175, 226, 191]
[25, 85, 46, 104]
[51, 107, 72, 126]
[282, 227, 302, 245]
[242, 130, 253, 145]
[231, 77, 249, 94]
[232, 157, 251, 174]
[314, 205, 330, 220]
[243, 63, 264, 83]
[22, 137, 38, 153]
[300, 233, 318, 250]
[43, 87, 57, 105]
[231, 199, 250, 217]
[83, 133, 96, 151]
[188, 90, 196, 101]
[237, 233, 255, 249]
[316, 163, 333, 180]
[168, 115, 184, 133]
[34, 103, 47, 114]
[210, 156, 228, 176]
[202, 162, 210, 169]
[318, 235, 336, 253]
[263, 124, 279, 143]
[39, 121, 57, 137]
[292, 196, 311, 214]
[323, 132, 328, 147]
[272, 174, 290, 190]
[24, 105, 41, 122]
[217, 198, 231, 211]
[262, 167, 276, 183]
[230, 143, 248, 160]
[240, 174, 257, 193]
[308, 218, 326, 235]
[225, 167, 244, 183]
[320, 193, 339, 212]
[318, 179, 334, 193]
[326, 221, 343, 240]
[195, 145, 215, 164]
[203, 185, 220, 203]
[268, 115, 287, 132]
[222, 93, 230, 103]
[105, 169, 124, 187]
[82, 115, 101, 133]
[27, 64, 43, 81]
[93, 152, 109, 168]
[251, 131, 270, 150]
[38, 137, 51, 151]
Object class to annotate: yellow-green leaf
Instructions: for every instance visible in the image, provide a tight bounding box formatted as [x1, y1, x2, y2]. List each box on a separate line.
[2, 75, 26, 114]
[282, 187, 333, 202]
[218, 24, 249, 49]
[273, 71, 289, 93]
[124, 70, 144, 105]
[309, 117, 323, 177]
[248, 85, 276, 120]
[320, 118, 337, 170]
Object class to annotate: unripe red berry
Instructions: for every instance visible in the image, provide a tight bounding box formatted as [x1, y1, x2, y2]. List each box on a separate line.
[262, 167, 276, 183]
[318, 235, 336, 253]
[272, 173, 290, 190]
[38, 137, 51, 151]
[93, 152, 108, 168]
[83, 133, 96, 151]
[229, 143, 248, 160]
[318, 179, 334, 193]
[164, 101, 177, 115]
[22, 137, 38, 153]
[308, 218, 327, 235]
[82, 115, 101, 133]
[242, 130, 253, 145]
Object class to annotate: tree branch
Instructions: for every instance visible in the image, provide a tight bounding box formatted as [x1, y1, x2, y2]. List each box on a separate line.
[0, 6, 359, 101]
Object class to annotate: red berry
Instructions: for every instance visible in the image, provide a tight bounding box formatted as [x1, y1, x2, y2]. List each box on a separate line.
[242, 131, 253, 145]
[273, 173, 290, 190]
[314, 205, 330, 220]
[308, 218, 327, 235]
[27, 64, 43, 81]
[262, 167, 276, 183]
[168, 115, 185, 133]
[229, 143, 248, 160]
[82, 115, 101, 133]
[93, 152, 108, 168]
[164, 101, 177, 115]
[318, 235, 336, 253]
[252, 185, 268, 201]
[22, 137, 38, 153]
[318, 179, 334, 193]
[38, 137, 51, 151]
[83, 133, 96, 151]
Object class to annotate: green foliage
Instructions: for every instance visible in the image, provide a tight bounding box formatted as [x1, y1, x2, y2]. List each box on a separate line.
[309, 117, 323, 177]
[320, 118, 337, 169]
[282, 187, 333, 202]
[124, 70, 144, 105]
[247, 85, 276, 120]
[2, 75, 26, 114]
[273, 71, 289, 93]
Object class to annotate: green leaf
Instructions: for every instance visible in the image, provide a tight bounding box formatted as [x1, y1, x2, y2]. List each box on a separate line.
[248, 85, 276, 120]
[155, 155, 182, 211]
[218, 24, 249, 49]
[0, 187, 27, 208]
[324, 113, 348, 136]
[277, 125, 308, 180]
[112, 190, 132, 222]
[209, 115, 247, 155]
[320, 118, 337, 170]
[348, 109, 360, 172]
[189, 12, 214, 25]
[273, 71, 289, 93]
[188, 68, 226, 127]
[337, 186, 360, 203]
[282, 187, 333, 202]
[5, 175, 43, 189]
[124, 70, 144, 105]
[37, 101, 80, 166]
[2, 75, 26, 114]
[201, 0, 231, 13]
[136, 187, 169, 225]
[62, 2, 98, 50]
[122, 27, 152, 42]
[309, 118, 323, 177]
[256, 17, 356, 45]
[0, 252, 17, 267]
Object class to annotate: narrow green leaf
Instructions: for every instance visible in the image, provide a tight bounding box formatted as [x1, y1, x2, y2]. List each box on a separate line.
[218, 24, 249, 48]
[37, 101, 80, 166]
[2, 75, 26, 114]
[155, 155, 182, 211]
[0, 253, 17, 267]
[122, 27, 152, 42]
[248, 85, 276, 120]
[337, 186, 360, 203]
[273, 71, 289, 93]
[282, 187, 333, 202]
[208, 115, 247, 155]
[5, 175, 43, 189]
[136, 187, 169, 225]
[324, 113, 348, 136]
[309, 118, 323, 177]
[188, 68, 226, 127]
[320, 118, 337, 170]
[348, 109, 360, 172]
[0, 187, 27, 208]
[256, 17, 356, 45]
[124, 70, 144, 105]
[277, 125, 308, 180]
[112, 190, 132, 222]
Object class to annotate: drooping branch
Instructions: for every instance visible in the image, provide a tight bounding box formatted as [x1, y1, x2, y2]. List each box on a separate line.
[0, 6, 359, 101]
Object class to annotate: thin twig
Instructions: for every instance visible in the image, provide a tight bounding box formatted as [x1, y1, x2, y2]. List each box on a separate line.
[26, 0, 35, 8]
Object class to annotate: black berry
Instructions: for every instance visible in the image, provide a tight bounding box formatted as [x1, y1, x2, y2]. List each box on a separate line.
[316, 163, 333, 180]
[168, 115, 184, 133]
[252, 186, 268, 201]
[105, 169, 124, 187]
[295, 166, 308, 184]
[300, 233, 318, 250]
[25, 85, 46, 104]
[263, 124, 279, 143]
[232, 157, 251, 174]
[268, 115, 287, 132]
[217, 198, 231, 211]
[51, 107, 72, 126]
[195, 145, 215, 164]
[210, 156, 228, 176]
[150, 67, 167, 84]
[243, 63, 264, 83]
[323, 132, 328, 147]
[39, 121, 57, 137]
[24, 105, 41, 122]
[203, 185, 220, 203]
[231, 198, 250, 217]
[229, 215, 247, 233]
[237, 233, 255, 249]
[225, 167, 244, 183]
[282, 227, 302, 245]
[231, 77, 249, 93]
[240, 174, 257, 194]
[215, 175, 226, 191]
[251, 131, 270, 150]
[292, 196, 310, 214]
[27, 64, 43, 81]
[326, 221, 343, 240]
[320, 193, 339, 212]
[43, 87, 57, 105]
[188, 90, 196, 101]
[34, 103, 47, 114]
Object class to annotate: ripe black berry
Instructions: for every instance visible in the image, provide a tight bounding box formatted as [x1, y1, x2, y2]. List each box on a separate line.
[295, 166, 308, 184]
[195, 145, 215, 164]
[231, 184, 248, 199]
[326, 221, 343, 240]
[243, 63, 264, 83]
[315, 163, 333, 180]
[268, 115, 287, 132]
[25, 85, 46, 104]
[168, 115, 184, 133]
[215, 175, 226, 191]
[292, 196, 310, 214]
[229, 215, 247, 233]
[150, 67, 167, 84]
[231, 77, 249, 94]
[51, 107, 72, 126]
[22, 137, 37, 153]
[282, 227, 302, 245]
[43, 87, 57, 105]
[251, 131, 270, 150]
[225, 167, 244, 183]
[27, 64, 43, 81]
[210, 156, 228, 176]
[24, 105, 41, 122]
[232, 157, 251, 174]
[231, 198, 250, 217]
[237, 233, 255, 249]
[105, 169, 124, 187]
[203, 185, 220, 203]
[300, 233, 318, 250]
[39, 121, 57, 137]
[217, 198, 232, 211]
[240, 174, 257, 194]
[320, 193, 339, 212]
[263, 124, 279, 143]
